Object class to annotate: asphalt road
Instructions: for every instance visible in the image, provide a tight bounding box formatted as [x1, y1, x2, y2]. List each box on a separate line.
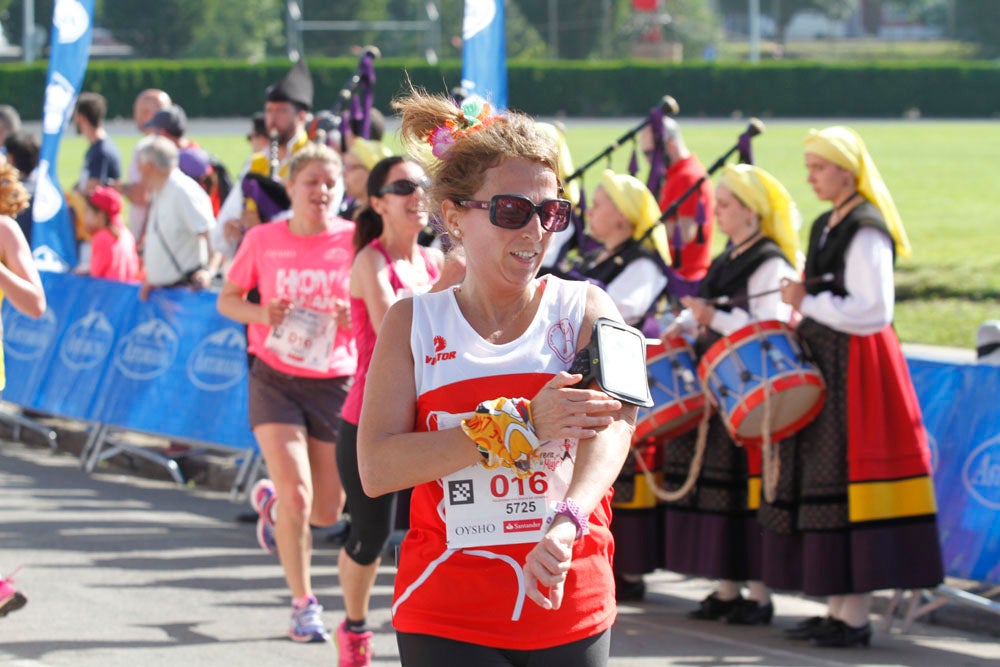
[1, 439, 998, 666]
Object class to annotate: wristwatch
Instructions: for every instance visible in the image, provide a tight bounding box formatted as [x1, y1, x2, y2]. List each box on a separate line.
[547, 497, 590, 540]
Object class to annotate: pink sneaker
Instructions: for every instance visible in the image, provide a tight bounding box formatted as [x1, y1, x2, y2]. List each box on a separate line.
[0, 576, 27, 618]
[335, 620, 374, 667]
[250, 479, 277, 554]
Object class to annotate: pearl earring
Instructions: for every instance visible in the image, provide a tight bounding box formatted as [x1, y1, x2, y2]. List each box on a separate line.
[451, 228, 461, 238]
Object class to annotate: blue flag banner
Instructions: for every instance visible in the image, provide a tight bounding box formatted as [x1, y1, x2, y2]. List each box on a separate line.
[462, 0, 508, 110]
[908, 357, 1000, 584]
[2, 272, 254, 450]
[31, 0, 96, 271]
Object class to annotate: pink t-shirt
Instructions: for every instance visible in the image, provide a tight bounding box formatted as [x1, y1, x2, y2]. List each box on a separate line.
[90, 226, 141, 283]
[226, 218, 357, 379]
[340, 239, 440, 425]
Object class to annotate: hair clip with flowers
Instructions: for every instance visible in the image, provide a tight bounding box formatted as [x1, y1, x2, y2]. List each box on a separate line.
[427, 98, 500, 159]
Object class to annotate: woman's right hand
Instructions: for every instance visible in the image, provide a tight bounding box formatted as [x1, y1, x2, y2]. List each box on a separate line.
[529, 372, 622, 442]
[263, 298, 293, 326]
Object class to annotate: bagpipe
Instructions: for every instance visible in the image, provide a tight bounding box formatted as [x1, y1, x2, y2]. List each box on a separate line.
[564, 94, 680, 194]
[307, 45, 381, 152]
[545, 96, 680, 276]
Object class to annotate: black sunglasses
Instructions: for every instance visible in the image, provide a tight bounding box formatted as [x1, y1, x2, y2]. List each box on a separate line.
[379, 178, 429, 196]
[457, 194, 572, 232]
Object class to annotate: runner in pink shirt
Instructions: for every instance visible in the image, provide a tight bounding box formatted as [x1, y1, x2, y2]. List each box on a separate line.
[218, 143, 356, 644]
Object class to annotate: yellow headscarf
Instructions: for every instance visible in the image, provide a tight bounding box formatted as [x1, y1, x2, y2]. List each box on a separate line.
[718, 164, 800, 266]
[349, 138, 393, 171]
[803, 126, 910, 260]
[534, 122, 580, 207]
[600, 169, 671, 266]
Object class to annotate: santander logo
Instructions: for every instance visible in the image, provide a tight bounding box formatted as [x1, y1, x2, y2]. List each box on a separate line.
[426, 335, 456, 365]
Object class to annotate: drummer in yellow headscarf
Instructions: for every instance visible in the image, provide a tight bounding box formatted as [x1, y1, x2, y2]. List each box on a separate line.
[769, 126, 942, 647]
[575, 169, 671, 329]
[668, 163, 800, 338]
[657, 163, 800, 626]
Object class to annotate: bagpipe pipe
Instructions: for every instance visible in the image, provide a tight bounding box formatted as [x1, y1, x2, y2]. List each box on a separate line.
[544, 96, 681, 277]
[307, 45, 382, 153]
[564, 94, 680, 192]
[648, 117, 765, 267]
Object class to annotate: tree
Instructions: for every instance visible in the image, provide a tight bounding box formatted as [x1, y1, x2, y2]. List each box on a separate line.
[719, 0, 854, 45]
[769, 0, 854, 44]
[182, 0, 284, 60]
[954, 0, 1000, 56]
[512, 0, 610, 59]
[102, 0, 205, 58]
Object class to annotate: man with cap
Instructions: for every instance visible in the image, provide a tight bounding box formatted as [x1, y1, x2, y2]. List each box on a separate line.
[214, 60, 319, 260]
[146, 104, 226, 216]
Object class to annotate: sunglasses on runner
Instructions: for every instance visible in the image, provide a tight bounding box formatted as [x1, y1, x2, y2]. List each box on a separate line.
[456, 194, 572, 232]
[378, 178, 429, 196]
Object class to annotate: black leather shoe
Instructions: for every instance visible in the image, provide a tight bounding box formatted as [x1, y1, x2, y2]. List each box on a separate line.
[783, 615, 831, 640]
[810, 619, 872, 648]
[688, 593, 742, 620]
[723, 599, 774, 625]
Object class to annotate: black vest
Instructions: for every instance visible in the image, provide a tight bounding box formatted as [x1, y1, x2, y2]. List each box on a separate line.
[804, 200, 893, 297]
[697, 237, 789, 313]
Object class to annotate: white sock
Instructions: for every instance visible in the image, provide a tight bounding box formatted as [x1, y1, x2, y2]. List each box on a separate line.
[747, 580, 771, 604]
[715, 580, 741, 601]
[827, 594, 845, 618]
[837, 593, 872, 628]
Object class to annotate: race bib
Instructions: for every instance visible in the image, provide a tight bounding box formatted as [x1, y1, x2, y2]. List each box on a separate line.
[264, 307, 336, 373]
[442, 434, 576, 549]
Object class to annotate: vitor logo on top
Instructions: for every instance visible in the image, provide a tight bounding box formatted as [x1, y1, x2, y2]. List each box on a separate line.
[962, 433, 1000, 511]
[114, 319, 178, 380]
[187, 328, 247, 391]
[59, 311, 114, 370]
[3, 308, 58, 360]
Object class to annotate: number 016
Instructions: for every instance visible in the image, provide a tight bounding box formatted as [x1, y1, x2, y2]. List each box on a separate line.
[490, 472, 548, 498]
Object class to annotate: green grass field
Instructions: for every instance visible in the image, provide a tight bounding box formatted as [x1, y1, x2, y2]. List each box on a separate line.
[55, 118, 998, 349]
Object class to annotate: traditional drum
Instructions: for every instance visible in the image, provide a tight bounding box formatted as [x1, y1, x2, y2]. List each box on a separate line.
[697, 320, 824, 446]
[633, 337, 706, 445]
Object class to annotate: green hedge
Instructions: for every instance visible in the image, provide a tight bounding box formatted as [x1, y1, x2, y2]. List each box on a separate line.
[1, 58, 997, 120]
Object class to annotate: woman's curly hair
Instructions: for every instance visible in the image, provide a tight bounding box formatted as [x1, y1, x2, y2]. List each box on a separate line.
[0, 162, 30, 218]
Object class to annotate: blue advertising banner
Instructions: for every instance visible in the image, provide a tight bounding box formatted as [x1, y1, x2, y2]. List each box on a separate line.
[2, 272, 254, 450]
[31, 0, 96, 271]
[462, 0, 508, 109]
[909, 357, 1000, 584]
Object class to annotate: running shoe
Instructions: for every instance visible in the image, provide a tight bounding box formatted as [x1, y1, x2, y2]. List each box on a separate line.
[289, 596, 331, 643]
[250, 479, 277, 554]
[0, 576, 27, 618]
[335, 620, 374, 666]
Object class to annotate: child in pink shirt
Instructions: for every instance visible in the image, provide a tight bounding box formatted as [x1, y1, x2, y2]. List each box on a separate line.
[84, 186, 141, 283]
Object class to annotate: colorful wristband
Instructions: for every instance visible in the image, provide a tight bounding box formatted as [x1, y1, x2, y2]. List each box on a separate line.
[547, 497, 590, 540]
[460, 397, 539, 478]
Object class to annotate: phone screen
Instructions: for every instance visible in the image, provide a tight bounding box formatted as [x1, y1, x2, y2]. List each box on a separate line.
[597, 321, 651, 406]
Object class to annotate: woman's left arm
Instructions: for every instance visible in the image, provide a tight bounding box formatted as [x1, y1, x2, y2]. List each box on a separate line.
[523, 284, 638, 610]
[0, 216, 45, 318]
